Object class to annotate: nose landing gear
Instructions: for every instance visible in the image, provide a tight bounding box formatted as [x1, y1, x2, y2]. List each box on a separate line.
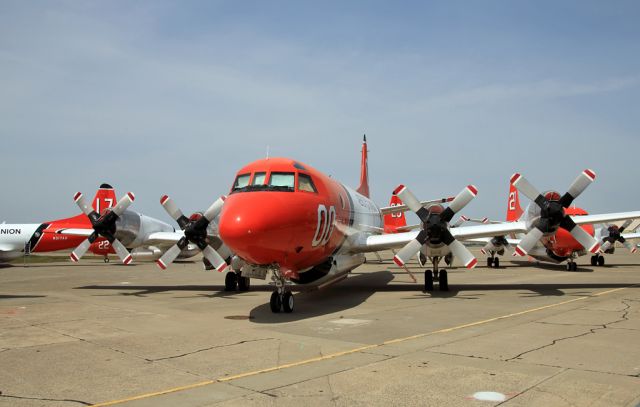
[269, 267, 294, 313]
[424, 256, 448, 292]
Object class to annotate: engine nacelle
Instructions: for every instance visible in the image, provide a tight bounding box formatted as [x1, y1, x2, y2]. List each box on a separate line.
[114, 210, 174, 247]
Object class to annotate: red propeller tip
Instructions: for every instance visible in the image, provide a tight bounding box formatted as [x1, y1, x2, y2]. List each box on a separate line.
[123, 255, 133, 265]
[70, 253, 79, 262]
[510, 173, 521, 185]
[583, 169, 596, 181]
[393, 185, 406, 195]
[480, 248, 487, 255]
[156, 259, 167, 270]
[127, 192, 135, 201]
[220, 195, 227, 201]
[393, 256, 405, 267]
[466, 185, 478, 196]
[73, 192, 82, 202]
[160, 195, 169, 205]
[514, 246, 527, 257]
[589, 243, 601, 254]
[217, 263, 228, 272]
[466, 258, 478, 269]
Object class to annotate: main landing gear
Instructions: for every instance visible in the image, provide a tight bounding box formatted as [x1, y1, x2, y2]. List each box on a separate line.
[103, 256, 110, 263]
[224, 271, 251, 292]
[424, 256, 448, 292]
[566, 261, 578, 271]
[590, 254, 605, 267]
[487, 255, 500, 268]
[270, 268, 294, 313]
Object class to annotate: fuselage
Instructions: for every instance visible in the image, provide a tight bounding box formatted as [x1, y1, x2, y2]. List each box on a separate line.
[218, 157, 382, 283]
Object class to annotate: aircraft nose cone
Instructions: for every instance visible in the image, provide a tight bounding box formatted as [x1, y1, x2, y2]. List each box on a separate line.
[219, 193, 295, 265]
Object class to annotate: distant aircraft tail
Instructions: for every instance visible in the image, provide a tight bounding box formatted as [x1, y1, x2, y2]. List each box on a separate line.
[356, 135, 370, 198]
[506, 180, 523, 222]
[383, 194, 407, 233]
[92, 183, 117, 213]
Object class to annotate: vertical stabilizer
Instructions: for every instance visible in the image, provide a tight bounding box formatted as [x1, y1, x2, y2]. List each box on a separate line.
[356, 135, 370, 198]
[383, 194, 407, 233]
[92, 183, 117, 213]
[506, 181, 523, 222]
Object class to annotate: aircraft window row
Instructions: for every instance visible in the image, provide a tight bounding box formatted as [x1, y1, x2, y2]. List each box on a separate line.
[231, 172, 317, 193]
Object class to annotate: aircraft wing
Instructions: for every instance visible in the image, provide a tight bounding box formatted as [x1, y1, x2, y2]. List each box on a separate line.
[571, 211, 640, 226]
[356, 221, 527, 252]
[0, 244, 16, 252]
[380, 197, 455, 215]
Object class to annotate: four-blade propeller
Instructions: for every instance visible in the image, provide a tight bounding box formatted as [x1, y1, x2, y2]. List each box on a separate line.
[156, 195, 228, 271]
[70, 192, 135, 264]
[393, 185, 479, 269]
[511, 170, 601, 256]
[601, 220, 637, 253]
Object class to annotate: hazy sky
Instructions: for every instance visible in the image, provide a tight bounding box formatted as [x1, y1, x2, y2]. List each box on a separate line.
[1, 1, 639, 224]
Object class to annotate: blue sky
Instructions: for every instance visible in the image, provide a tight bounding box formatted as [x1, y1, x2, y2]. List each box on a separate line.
[1, 1, 639, 223]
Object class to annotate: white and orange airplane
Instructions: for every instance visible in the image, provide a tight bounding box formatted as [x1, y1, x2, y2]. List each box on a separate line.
[473, 176, 640, 270]
[152, 138, 640, 313]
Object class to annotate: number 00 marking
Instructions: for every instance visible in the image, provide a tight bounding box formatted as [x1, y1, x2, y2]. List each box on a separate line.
[312, 205, 336, 247]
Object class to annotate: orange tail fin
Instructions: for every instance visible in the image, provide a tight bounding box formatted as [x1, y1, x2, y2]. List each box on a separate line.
[506, 181, 523, 222]
[92, 183, 117, 214]
[356, 135, 370, 198]
[384, 194, 407, 233]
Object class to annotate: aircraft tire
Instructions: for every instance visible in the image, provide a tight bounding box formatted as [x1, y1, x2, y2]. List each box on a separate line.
[425, 270, 434, 292]
[493, 257, 500, 268]
[590, 255, 597, 266]
[597, 256, 605, 267]
[282, 292, 294, 313]
[487, 257, 494, 268]
[238, 275, 250, 291]
[224, 271, 238, 291]
[270, 291, 281, 313]
[439, 269, 449, 291]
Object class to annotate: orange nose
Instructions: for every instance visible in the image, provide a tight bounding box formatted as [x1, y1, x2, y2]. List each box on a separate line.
[219, 193, 295, 265]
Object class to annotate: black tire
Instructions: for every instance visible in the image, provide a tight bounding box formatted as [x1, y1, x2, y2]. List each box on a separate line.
[425, 270, 434, 292]
[487, 257, 494, 268]
[590, 255, 597, 266]
[493, 257, 500, 268]
[270, 291, 281, 313]
[438, 269, 449, 291]
[104, 257, 110, 263]
[237, 276, 250, 291]
[597, 256, 605, 266]
[224, 271, 238, 291]
[282, 292, 294, 313]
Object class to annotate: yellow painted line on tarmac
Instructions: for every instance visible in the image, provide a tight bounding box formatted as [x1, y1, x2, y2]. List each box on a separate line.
[90, 284, 636, 406]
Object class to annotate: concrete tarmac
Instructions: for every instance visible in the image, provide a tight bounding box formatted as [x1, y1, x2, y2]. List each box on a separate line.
[0, 250, 639, 406]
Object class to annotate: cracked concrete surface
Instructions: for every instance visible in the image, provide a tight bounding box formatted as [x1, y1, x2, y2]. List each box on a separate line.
[1, 251, 639, 406]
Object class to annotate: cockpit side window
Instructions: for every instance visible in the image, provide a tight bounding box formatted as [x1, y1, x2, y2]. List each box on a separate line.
[252, 172, 266, 185]
[232, 173, 251, 191]
[268, 172, 295, 190]
[298, 173, 317, 193]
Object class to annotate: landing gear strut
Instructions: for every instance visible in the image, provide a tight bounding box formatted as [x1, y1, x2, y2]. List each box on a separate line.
[486, 252, 500, 268]
[224, 271, 251, 291]
[103, 256, 110, 263]
[270, 268, 293, 313]
[424, 256, 448, 292]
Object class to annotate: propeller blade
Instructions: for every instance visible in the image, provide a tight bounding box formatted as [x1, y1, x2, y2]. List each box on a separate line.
[447, 185, 478, 215]
[393, 185, 423, 214]
[619, 219, 633, 233]
[156, 243, 184, 270]
[480, 240, 497, 255]
[452, 215, 469, 228]
[70, 237, 93, 262]
[622, 240, 637, 254]
[160, 195, 190, 229]
[111, 192, 135, 217]
[514, 227, 544, 256]
[560, 169, 596, 207]
[447, 239, 477, 268]
[601, 240, 613, 252]
[202, 245, 228, 272]
[73, 192, 95, 217]
[393, 239, 423, 267]
[560, 217, 601, 254]
[510, 173, 544, 203]
[110, 238, 133, 265]
[202, 196, 226, 222]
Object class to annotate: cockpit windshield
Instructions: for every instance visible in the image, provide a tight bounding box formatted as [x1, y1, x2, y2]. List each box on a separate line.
[232, 174, 251, 191]
[268, 172, 295, 191]
[231, 172, 296, 193]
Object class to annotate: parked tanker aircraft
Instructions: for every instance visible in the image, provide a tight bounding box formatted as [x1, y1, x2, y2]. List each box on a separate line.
[151, 137, 640, 313]
[0, 184, 200, 264]
[472, 178, 640, 270]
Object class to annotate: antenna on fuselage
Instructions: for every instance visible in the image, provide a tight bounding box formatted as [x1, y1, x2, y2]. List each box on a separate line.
[266, 145, 270, 160]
